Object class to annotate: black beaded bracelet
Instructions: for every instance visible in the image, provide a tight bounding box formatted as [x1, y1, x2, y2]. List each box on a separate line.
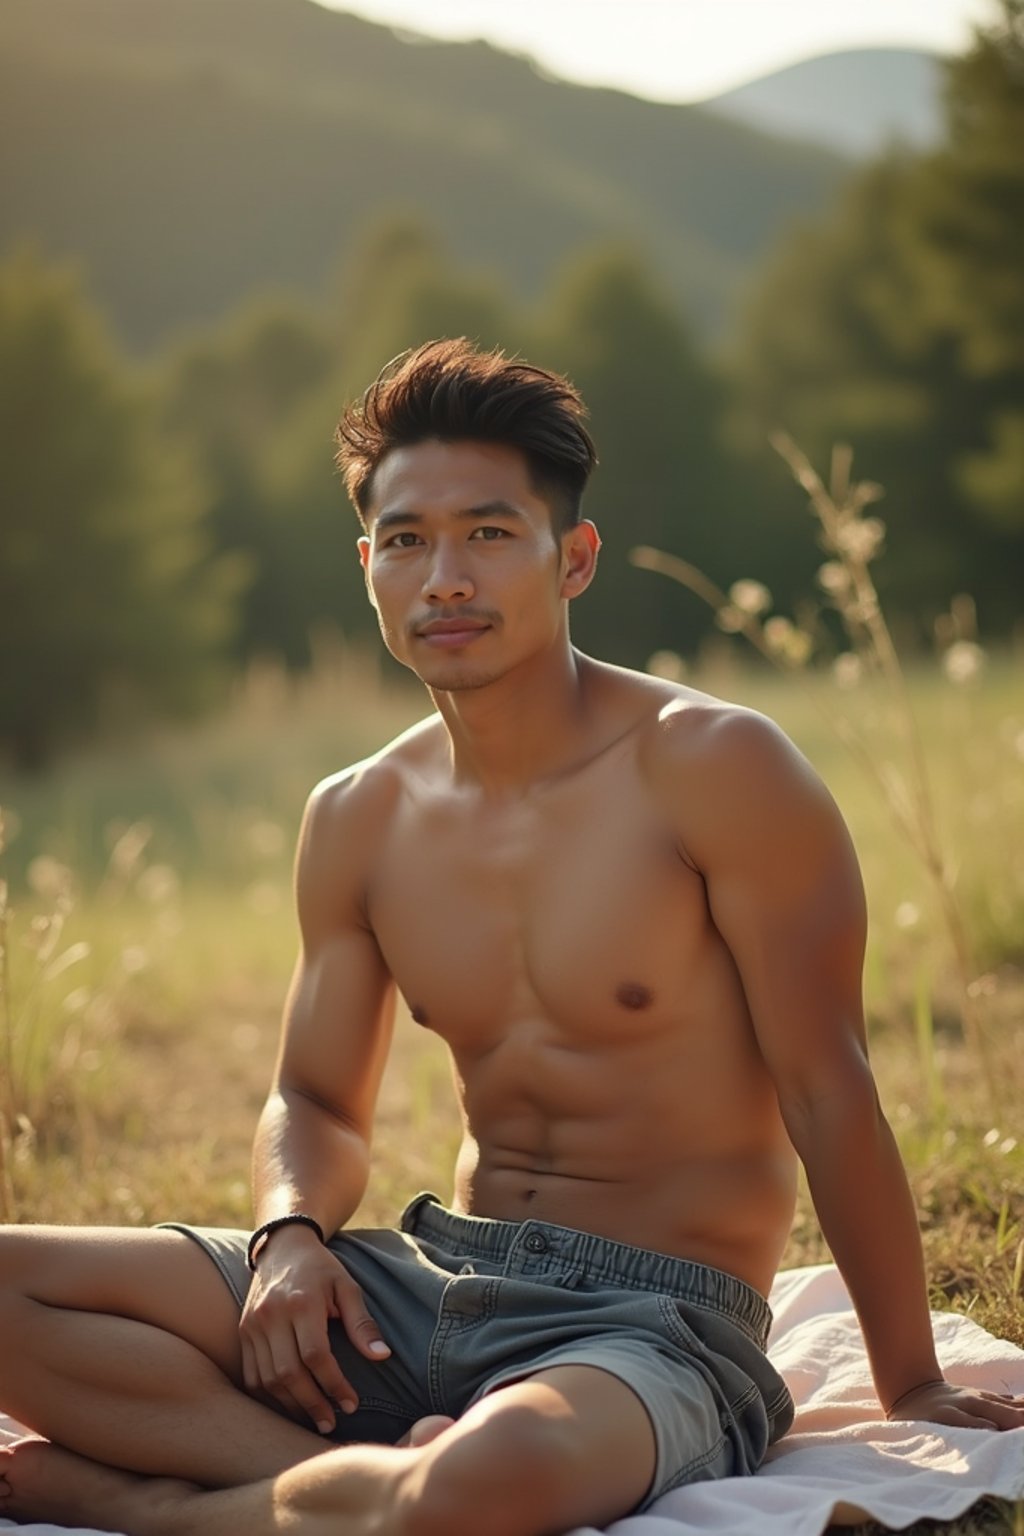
[246, 1213, 325, 1272]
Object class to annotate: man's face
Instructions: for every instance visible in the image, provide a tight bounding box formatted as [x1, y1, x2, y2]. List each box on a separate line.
[358, 438, 595, 691]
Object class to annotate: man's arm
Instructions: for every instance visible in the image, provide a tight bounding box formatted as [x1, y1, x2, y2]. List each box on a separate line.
[239, 767, 398, 1435]
[663, 702, 1023, 1429]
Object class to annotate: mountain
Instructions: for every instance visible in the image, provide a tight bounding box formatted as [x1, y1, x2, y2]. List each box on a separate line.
[1, 0, 869, 353]
[700, 48, 946, 160]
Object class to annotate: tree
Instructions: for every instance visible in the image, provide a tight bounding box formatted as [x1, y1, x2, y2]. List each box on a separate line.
[158, 291, 333, 664]
[722, 3, 1024, 636]
[538, 243, 752, 665]
[255, 217, 526, 665]
[0, 244, 241, 770]
[916, 0, 1024, 541]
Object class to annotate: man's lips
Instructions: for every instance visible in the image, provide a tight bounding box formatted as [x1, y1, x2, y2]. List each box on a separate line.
[415, 618, 492, 648]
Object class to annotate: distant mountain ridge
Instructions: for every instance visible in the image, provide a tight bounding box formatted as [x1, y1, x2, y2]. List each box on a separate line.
[700, 47, 945, 159]
[1, 0, 940, 352]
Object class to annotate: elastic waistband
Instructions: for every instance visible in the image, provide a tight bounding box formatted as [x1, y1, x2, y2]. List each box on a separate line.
[400, 1192, 772, 1348]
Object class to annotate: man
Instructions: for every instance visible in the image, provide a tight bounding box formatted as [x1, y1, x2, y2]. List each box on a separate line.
[1, 339, 1021, 1536]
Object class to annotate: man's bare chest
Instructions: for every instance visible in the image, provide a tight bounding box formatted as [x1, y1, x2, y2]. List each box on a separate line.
[364, 768, 715, 1045]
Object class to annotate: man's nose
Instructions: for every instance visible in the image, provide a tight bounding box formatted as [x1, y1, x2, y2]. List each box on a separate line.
[423, 546, 475, 604]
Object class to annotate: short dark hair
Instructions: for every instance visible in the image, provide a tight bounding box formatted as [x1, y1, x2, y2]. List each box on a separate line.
[335, 337, 597, 534]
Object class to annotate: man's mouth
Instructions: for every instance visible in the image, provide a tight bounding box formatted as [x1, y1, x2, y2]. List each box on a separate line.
[415, 618, 492, 648]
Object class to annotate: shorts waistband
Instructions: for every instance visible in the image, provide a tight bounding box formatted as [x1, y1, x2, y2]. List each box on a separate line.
[399, 1191, 773, 1348]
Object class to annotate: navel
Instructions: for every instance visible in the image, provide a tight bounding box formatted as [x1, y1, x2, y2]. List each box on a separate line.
[615, 981, 653, 1011]
[410, 1004, 430, 1027]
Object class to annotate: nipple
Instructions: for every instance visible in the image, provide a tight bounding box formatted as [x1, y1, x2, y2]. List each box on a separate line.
[616, 982, 653, 1011]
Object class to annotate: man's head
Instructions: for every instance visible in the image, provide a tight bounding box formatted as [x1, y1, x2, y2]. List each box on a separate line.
[335, 340, 601, 693]
[335, 337, 597, 536]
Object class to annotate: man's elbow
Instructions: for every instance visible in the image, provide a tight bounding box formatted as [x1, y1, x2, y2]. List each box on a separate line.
[777, 1055, 883, 1155]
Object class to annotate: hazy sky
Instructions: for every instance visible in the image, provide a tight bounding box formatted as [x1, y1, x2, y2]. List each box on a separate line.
[317, 0, 997, 100]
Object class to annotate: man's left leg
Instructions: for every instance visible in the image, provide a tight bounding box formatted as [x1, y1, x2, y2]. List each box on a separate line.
[0, 1365, 657, 1536]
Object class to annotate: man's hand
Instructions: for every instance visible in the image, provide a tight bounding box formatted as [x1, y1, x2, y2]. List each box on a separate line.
[886, 1379, 1024, 1430]
[239, 1225, 391, 1434]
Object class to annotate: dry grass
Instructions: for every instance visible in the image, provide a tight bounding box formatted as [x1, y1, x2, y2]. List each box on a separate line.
[0, 638, 1021, 1532]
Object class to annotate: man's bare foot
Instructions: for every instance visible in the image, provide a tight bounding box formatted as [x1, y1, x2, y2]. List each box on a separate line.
[0, 1437, 196, 1534]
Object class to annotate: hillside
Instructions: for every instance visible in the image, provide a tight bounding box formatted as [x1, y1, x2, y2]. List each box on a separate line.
[2, 0, 852, 352]
[702, 47, 945, 158]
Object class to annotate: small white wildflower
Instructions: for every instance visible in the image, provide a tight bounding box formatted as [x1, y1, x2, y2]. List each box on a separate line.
[715, 605, 746, 634]
[894, 901, 920, 930]
[763, 617, 813, 666]
[646, 650, 688, 683]
[729, 579, 772, 616]
[817, 562, 850, 596]
[835, 516, 886, 564]
[999, 1137, 1018, 1155]
[942, 640, 986, 686]
[832, 653, 863, 690]
[983, 1128, 1001, 1148]
[763, 616, 794, 653]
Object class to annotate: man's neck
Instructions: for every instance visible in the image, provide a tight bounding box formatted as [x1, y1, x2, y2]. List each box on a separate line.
[429, 640, 596, 796]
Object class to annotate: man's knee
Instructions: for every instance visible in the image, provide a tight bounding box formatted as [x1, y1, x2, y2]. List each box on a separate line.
[406, 1400, 584, 1536]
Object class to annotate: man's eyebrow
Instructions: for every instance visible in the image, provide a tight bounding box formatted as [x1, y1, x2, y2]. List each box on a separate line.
[373, 501, 527, 532]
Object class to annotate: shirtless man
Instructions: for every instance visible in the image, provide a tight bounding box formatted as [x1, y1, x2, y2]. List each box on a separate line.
[1, 339, 1021, 1536]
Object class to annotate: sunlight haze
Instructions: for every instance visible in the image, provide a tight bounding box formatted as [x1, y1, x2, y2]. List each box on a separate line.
[316, 0, 998, 100]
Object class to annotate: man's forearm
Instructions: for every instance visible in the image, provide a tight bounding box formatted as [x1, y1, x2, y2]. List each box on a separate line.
[787, 1086, 942, 1411]
[252, 1086, 371, 1238]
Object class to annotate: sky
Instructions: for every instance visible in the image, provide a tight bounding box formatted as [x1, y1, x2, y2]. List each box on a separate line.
[318, 0, 997, 101]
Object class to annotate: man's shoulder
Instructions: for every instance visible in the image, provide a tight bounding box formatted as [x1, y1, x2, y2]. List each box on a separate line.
[636, 681, 796, 783]
[631, 680, 830, 870]
[303, 713, 445, 842]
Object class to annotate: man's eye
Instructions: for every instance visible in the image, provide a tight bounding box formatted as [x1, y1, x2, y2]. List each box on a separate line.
[386, 532, 422, 548]
[471, 527, 509, 541]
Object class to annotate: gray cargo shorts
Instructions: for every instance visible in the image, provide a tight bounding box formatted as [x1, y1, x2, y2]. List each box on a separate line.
[162, 1191, 793, 1512]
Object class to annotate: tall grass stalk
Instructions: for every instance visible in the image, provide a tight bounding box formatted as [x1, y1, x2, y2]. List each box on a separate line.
[631, 436, 998, 1106]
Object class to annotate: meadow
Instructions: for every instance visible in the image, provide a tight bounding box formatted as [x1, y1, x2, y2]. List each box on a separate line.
[0, 641, 1022, 1536]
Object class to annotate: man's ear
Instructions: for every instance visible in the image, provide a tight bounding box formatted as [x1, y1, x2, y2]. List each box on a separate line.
[559, 520, 601, 600]
[357, 536, 377, 609]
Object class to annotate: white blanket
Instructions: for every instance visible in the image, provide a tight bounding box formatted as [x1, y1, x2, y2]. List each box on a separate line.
[2, 1264, 1022, 1536]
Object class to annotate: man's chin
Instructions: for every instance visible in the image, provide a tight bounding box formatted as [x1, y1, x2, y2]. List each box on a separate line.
[410, 660, 503, 693]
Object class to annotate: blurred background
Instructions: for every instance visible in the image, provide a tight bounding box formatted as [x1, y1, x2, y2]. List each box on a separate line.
[1, 7, 1022, 1341]
[2, 0, 1022, 785]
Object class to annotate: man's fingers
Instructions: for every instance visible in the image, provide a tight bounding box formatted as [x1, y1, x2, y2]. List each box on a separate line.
[265, 1330, 339, 1434]
[294, 1315, 357, 1414]
[334, 1277, 391, 1360]
[975, 1400, 1024, 1430]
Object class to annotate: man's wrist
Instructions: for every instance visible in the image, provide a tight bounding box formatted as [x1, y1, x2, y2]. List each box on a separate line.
[884, 1376, 947, 1417]
[247, 1213, 326, 1272]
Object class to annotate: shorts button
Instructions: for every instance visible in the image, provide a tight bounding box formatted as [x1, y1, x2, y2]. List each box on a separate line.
[524, 1231, 548, 1254]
